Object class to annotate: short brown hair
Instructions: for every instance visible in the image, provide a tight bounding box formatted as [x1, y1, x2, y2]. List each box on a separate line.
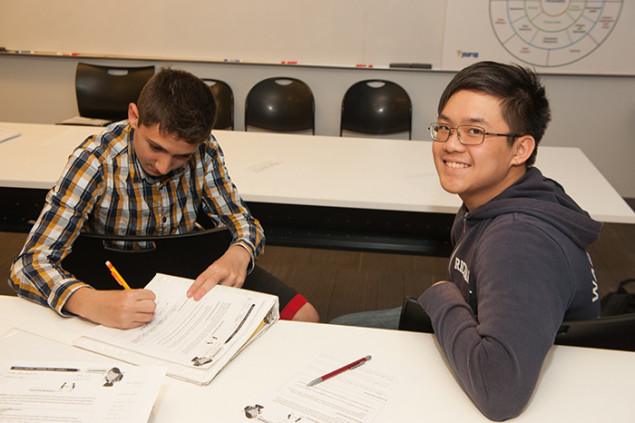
[136, 68, 216, 144]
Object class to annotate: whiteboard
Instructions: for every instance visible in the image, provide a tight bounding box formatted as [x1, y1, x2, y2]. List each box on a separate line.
[1, 0, 632, 74]
[0, 0, 445, 68]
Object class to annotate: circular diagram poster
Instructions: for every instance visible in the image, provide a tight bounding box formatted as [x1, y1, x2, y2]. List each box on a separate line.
[441, 0, 632, 74]
[490, 0, 624, 67]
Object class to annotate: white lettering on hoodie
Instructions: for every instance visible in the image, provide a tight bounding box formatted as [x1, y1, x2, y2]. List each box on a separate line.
[455, 257, 470, 285]
[587, 252, 599, 302]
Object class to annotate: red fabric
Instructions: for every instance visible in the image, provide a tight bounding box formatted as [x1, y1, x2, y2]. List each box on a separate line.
[280, 294, 308, 320]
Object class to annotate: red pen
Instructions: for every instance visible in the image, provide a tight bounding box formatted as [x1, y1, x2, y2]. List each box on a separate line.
[307, 355, 372, 386]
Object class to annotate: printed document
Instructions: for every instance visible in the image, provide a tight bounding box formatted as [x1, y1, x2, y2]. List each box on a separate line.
[244, 353, 404, 423]
[0, 360, 164, 423]
[75, 273, 279, 385]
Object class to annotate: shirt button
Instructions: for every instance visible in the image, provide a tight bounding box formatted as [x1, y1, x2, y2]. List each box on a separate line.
[162, 216, 167, 223]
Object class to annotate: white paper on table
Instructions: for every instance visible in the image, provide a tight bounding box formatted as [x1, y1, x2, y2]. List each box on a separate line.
[59, 116, 113, 126]
[0, 359, 165, 423]
[75, 273, 278, 385]
[243, 352, 406, 423]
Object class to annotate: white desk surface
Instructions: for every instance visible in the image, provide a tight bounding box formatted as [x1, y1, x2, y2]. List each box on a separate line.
[1, 296, 634, 422]
[1, 122, 633, 224]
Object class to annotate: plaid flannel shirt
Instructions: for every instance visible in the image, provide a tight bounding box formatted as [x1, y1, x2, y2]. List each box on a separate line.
[9, 122, 264, 315]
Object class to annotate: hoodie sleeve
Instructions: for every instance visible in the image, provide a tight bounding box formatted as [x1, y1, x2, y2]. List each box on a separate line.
[419, 216, 577, 421]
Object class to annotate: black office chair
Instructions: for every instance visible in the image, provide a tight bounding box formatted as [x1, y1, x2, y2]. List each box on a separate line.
[73, 63, 155, 123]
[245, 77, 315, 134]
[203, 79, 234, 130]
[398, 297, 635, 352]
[340, 80, 412, 139]
[61, 227, 232, 290]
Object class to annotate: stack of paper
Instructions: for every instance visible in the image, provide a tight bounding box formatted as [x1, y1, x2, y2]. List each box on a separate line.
[59, 116, 113, 126]
[0, 329, 165, 423]
[75, 273, 279, 385]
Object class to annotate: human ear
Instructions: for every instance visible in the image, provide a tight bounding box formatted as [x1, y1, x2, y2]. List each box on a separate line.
[128, 103, 140, 128]
[512, 135, 535, 166]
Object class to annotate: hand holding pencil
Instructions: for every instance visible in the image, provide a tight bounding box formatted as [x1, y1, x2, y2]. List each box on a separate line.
[63, 267, 155, 329]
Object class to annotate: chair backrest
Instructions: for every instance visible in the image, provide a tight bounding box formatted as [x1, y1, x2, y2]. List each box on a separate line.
[554, 314, 635, 351]
[398, 297, 433, 333]
[75, 63, 155, 121]
[398, 297, 635, 352]
[245, 77, 315, 134]
[340, 80, 412, 139]
[203, 79, 234, 130]
[61, 227, 231, 290]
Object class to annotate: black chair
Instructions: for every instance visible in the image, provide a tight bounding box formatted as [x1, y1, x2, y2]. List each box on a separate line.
[398, 297, 433, 333]
[553, 314, 635, 351]
[340, 80, 412, 139]
[245, 77, 315, 134]
[203, 79, 234, 130]
[398, 297, 635, 352]
[71, 63, 155, 124]
[61, 227, 231, 290]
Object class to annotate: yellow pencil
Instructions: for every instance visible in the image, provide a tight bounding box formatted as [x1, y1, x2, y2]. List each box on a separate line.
[105, 260, 131, 290]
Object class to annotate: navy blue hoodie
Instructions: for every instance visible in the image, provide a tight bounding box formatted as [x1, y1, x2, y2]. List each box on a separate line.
[419, 167, 602, 421]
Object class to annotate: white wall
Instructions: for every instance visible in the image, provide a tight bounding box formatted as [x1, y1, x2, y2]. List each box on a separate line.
[0, 0, 444, 68]
[1, 54, 633, 198]
[1, 0, 633, 197]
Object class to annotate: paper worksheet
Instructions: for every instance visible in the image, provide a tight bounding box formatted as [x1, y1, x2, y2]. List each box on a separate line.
[0, 360, 165, 423]
[59, 116, 113, 126]
[243, 353, 405, 423]
[75, 273, 279, 385]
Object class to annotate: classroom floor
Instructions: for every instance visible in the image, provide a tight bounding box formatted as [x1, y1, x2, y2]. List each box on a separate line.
[2, 204, 634, 322]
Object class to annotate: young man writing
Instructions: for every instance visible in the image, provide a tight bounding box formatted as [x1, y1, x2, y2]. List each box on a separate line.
[9, 68, 319, 328]
[331, 61, 601, 420]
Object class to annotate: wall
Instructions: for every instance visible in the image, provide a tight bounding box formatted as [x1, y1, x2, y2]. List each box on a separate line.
[0, 0, 444, 68]
[0, 0, 634, 197]
[1, 54, 633, 198]
[2, 0, 632, 75]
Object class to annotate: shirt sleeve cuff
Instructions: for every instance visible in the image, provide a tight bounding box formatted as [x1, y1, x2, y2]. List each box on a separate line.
[55, 280, 95, 317]
[231, 242, 257, 273]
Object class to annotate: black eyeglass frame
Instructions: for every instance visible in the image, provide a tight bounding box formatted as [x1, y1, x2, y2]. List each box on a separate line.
[428, 122, 521, 145]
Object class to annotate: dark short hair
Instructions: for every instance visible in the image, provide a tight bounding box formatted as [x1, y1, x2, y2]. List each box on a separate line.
[136, 68, 216, 144]
[438, 61, 551, 167]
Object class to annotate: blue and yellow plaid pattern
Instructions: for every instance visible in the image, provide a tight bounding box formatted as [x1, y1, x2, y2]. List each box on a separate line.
[9, 122, 263, 315]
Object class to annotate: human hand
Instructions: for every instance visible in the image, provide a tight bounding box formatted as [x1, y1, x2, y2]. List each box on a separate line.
[64, 287, 156, 329]
[187, 245, 251, 301]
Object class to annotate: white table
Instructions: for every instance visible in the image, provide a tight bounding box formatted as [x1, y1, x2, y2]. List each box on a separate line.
[0, 122, 633, 223]
[1, 295, 634, 422]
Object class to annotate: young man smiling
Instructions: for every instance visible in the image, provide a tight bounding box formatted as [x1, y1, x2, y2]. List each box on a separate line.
[331, 62, 602, 420]
[431, 88, 531, 211]
[9, 68, 318, 328]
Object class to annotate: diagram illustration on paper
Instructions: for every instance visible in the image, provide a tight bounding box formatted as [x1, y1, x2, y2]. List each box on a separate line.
[489, 0, 623, 67]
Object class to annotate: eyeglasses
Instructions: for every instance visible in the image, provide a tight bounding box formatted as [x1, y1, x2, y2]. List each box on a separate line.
[428, 122, 520, 146]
